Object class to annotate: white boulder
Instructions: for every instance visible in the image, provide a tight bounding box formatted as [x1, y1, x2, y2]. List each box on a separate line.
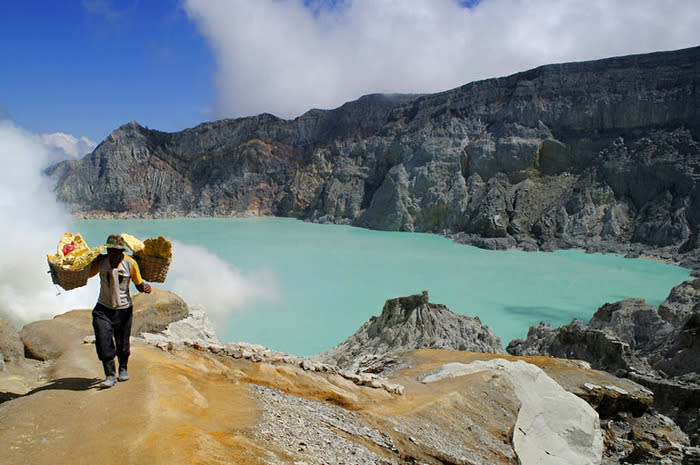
[418, 358, 603, 465]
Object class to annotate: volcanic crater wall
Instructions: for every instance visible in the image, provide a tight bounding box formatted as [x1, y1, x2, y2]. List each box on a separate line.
[49, 46, 700, 267]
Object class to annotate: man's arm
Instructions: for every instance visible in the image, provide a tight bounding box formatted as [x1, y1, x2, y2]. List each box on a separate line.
[127, 256, 152, 293]
[88, 256, 102, 277]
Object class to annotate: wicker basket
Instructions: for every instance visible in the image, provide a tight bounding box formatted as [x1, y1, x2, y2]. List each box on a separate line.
[47, 256, 92, 290]
[134, 253, 171, 283]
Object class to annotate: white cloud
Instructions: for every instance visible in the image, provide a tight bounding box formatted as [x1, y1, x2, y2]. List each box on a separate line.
[37, 132, 97, 165]
[184, 0, 700, 120]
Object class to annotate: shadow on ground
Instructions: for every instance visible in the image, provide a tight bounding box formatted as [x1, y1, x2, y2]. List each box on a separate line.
[2, 377, 101, 405]
[26, 377, 102, 394]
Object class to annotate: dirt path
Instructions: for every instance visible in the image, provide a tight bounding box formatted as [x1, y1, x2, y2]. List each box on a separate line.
[0, 340, 263, 465]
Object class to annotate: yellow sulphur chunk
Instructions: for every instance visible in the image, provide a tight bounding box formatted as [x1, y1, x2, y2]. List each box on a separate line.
[120, 233, 145, 253]
[70, 245, 106, 269]
[50, 233, 101, 270]
[143, 236, 173, 259]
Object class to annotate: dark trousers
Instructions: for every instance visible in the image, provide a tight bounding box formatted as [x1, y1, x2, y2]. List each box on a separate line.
[92, 303, 133, 363]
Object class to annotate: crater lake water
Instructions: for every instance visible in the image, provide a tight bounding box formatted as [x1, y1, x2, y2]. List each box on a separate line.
[77, 217, 691, 356]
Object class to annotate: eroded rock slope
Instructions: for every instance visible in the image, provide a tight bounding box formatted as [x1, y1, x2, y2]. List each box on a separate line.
[48, 46, 700, 270]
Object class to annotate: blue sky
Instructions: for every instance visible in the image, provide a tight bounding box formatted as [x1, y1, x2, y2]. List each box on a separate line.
[1, 2, 213, 146]
[2, 0, 699, 160]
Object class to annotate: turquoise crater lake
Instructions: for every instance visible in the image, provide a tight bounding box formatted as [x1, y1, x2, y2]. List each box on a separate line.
[77, 218, 691, 356]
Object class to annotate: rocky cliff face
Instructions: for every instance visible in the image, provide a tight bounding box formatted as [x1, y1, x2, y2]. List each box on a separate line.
[48, 46, 700, 269]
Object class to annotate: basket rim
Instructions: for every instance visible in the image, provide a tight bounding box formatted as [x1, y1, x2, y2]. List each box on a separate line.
[134, 252, 172, 263]
[48, 258, 92, 273]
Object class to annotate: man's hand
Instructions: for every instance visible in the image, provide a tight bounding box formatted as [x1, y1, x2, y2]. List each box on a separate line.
[137, 282, 152, 294]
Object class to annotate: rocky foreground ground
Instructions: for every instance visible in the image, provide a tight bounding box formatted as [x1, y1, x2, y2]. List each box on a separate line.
[1, 288, 698, 464]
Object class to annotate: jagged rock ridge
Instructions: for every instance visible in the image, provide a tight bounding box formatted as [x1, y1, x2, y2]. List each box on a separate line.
[317, 290, 503, 371]
[48, 46, 700, 270]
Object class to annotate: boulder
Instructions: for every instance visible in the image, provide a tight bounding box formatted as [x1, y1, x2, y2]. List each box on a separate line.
[656, 312, 700, 375]
[588, 298, 674, 355]
[602, 413, 691, 464]
[20, 318, 85, 361]
[52, 309, 94, 335]
[506, 319, 648, 376]
[0, 318, 24, 367]
[542, 362, 655, 418]
[657, 278, 700, 331]
[627, 371, 700, 447]
[131, 288, 190, 335]
[418, 359, 604, 465]
[140, 303, 219, 347]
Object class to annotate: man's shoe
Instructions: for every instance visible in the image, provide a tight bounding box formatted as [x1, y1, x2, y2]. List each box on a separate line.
[100, 359, 117, 388]
[100, 375, 118, 388]
[118, 368, 130, 382]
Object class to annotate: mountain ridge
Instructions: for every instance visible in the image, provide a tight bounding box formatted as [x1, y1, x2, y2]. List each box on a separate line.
[48, 45, 700, 270]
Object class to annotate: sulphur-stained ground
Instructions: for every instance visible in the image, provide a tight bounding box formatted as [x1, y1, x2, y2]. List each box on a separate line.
[0, 301, 691, 465]
[0, 342, 526, 464]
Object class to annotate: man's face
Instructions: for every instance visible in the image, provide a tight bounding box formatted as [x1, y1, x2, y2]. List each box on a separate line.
[107, 248, 124, 268]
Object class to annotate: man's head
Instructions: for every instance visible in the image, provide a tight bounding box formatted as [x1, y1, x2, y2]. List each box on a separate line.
[105, 234, 126, 268]
[105, 234, 127, 250]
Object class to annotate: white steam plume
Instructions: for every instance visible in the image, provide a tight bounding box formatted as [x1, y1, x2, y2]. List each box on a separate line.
[0, 121, 97, 326]
[165, 241, 280, 330]
[0, 120, 280, 331]
[184, 0, 700, 120]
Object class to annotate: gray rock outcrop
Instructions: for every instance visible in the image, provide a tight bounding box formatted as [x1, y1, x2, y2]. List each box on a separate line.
[20, 317, 86, 361]
[507, 278, 700, 445]
[0, 318, 24, 369]
[48, 46, 700, 272]
[153, 303, 217, 342]
[139, 303, 219, 347]
[131, 289, 190, 335]
[317, 290, 503, 371]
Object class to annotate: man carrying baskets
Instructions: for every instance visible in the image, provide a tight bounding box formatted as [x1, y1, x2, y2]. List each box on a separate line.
[89, 234, 151, 388]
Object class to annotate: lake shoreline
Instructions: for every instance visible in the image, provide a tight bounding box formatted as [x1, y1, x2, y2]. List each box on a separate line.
[72, 211, 700, 276]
